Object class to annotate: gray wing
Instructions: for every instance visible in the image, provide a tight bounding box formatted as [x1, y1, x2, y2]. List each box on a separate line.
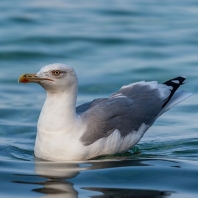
[80, 85, 165, 145]
[75, 82, 160, 114]
[76, 98, 107, 114]
[79, 77, 187, 146]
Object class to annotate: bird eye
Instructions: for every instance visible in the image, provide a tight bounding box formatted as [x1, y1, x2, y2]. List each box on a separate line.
[52, 70, 61, 76]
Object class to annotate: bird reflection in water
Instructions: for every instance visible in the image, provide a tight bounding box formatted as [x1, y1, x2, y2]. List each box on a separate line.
[12, 159, 177, 198]
[33, 160, 86, 197]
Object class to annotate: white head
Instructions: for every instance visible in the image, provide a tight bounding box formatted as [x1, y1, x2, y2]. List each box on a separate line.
[19, 63, 78, 93]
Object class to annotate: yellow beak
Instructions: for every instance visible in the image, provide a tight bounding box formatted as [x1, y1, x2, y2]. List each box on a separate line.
[18, 73, 53, 83]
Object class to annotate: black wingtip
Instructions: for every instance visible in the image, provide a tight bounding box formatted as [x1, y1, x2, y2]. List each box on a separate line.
[163, 76, 186, 86]
[162, 76, 187, 108]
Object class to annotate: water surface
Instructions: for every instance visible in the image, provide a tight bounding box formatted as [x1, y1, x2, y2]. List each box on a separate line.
[0, 0, 198, 197]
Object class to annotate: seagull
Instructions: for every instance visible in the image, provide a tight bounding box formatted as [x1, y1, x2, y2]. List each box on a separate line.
[18, 63, 192, 161]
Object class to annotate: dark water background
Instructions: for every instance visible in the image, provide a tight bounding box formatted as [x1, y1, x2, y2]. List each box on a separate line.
[0, 0, 198, 197]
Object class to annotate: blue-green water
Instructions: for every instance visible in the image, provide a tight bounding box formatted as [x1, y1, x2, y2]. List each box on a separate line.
[0, 0, 198, 197]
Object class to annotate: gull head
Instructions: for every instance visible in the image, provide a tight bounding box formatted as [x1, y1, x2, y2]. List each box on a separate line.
[18, 63, 78, 93]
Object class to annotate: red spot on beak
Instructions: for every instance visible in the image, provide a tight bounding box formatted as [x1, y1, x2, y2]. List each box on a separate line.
[21, 78, 29, 83]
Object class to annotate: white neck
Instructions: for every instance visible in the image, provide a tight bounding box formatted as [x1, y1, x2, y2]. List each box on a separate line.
[37, 86, 78, 133]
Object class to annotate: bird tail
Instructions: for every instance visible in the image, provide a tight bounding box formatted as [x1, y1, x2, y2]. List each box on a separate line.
[157, 76, 192, 117]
